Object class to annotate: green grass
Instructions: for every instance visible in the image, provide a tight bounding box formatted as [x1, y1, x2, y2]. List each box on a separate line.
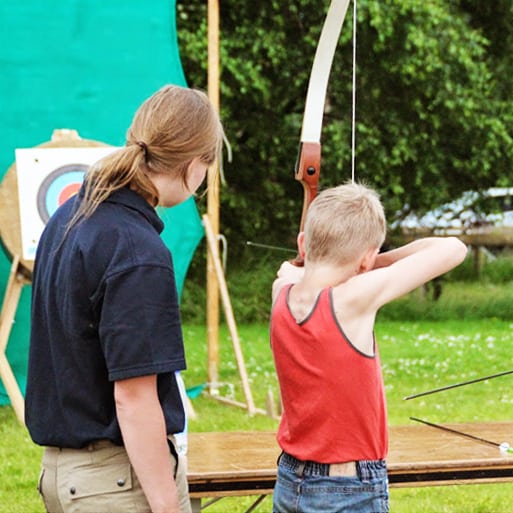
[181, 320, 513, 426]
[3, 319, 513, 512]
[378, 281, 513, 321]
[0, 407, 43, 513]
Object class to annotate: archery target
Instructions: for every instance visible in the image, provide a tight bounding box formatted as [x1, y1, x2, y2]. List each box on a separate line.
[37, 164, 89, 223]
[15, 146, 119, 260]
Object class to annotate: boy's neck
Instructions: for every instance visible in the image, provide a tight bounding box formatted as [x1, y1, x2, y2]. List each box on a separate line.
[301, 261, 358, 290]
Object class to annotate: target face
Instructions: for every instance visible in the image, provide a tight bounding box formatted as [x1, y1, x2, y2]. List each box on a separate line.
[15, 146, 119, 260]
[37, 164, 88, 223]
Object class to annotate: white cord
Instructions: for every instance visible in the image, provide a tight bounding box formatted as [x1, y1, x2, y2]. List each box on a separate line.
[351, 0, 357, 183]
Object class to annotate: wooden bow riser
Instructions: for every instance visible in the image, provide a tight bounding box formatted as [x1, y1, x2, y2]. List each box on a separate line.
[295, 141, 321, 233]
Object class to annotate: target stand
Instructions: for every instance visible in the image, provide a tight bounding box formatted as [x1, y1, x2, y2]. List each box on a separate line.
[0, 129, 115, 424]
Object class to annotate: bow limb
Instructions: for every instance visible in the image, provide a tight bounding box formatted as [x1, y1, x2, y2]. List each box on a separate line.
[293, 0, 351, 265]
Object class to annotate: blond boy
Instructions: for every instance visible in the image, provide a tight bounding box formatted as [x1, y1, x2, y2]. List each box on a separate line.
[270, 182, 467, 513]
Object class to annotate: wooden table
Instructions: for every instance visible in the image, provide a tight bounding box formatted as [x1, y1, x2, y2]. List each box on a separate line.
[187, 422, 513, 512]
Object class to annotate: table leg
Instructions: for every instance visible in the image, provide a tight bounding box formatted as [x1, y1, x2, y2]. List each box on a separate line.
[190, 498, 201, 513]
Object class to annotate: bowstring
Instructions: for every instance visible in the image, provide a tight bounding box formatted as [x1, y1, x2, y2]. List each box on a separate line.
[351, 0, 357, 184]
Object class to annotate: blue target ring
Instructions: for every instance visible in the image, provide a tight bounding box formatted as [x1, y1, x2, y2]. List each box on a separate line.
[37, 164, 88, 223]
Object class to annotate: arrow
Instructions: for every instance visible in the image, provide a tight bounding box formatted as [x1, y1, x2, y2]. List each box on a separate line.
[404, 369, 513, 400]
[410, 417, 513, 454]
[246, 241, 296, 254]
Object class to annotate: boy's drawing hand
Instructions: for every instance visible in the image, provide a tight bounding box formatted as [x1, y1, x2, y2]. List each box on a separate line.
[272, 261, 305, 303]
[277, 261, 305, 283]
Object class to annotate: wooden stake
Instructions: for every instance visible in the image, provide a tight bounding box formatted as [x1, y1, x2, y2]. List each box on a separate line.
[0, 257, 28, 424]
[202, 215, 256, 415]
[206, 0, 221, 396]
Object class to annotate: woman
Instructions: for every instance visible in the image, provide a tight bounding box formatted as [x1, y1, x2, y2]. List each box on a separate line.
[25, 85, 224, 513]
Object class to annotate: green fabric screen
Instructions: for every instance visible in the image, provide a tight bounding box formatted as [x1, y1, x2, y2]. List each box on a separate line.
[0, 0, 204, 404]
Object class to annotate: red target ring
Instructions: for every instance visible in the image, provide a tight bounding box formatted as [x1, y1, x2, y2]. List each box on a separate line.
[58, 183, 82, 205]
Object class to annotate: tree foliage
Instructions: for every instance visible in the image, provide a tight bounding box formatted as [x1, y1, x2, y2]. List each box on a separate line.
[177, 0, 513, 257]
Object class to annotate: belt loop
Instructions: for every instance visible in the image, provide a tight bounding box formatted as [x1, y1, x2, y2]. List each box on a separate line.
[295, 461, 306, 477]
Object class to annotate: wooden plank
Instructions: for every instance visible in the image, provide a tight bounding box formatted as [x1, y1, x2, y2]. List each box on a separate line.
[388, 422, 513, 470]
[188, 431, 277, 482]
[187, 423, 513, 498]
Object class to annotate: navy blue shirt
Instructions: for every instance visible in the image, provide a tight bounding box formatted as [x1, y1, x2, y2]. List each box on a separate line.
[25, 187, 186, 448]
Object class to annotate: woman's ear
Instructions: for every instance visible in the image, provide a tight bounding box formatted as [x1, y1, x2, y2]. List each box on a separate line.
[186, 157, 201, 175]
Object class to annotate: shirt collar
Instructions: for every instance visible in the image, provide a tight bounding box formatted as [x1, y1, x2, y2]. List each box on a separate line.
[77, 185, 164, 234]
[108, 187, 164, 234]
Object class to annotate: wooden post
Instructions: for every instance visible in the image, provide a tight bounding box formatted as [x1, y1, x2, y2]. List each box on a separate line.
[0, 257, 28, 424]
[206, 0, 221, 395]
[203, 215, 257, 415]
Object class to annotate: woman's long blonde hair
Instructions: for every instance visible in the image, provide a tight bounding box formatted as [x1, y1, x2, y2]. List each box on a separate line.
[70, 85, 223, 226]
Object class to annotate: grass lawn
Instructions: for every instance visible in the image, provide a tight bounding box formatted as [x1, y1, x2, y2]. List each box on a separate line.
[2, 319, 513, 511]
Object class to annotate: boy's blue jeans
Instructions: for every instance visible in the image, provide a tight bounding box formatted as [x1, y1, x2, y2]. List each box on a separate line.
[272, 452, 389, 513]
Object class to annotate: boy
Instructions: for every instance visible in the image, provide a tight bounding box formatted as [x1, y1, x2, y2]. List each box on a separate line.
[270, 182, 467, 513]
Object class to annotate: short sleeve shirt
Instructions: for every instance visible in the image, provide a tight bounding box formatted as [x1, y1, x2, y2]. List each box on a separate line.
[25, 187, 186, 448]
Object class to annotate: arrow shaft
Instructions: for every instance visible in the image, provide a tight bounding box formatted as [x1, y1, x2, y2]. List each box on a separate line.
[246, 241, 296, 254]
[410, 417, 500, 448]
[404, 369, 513, 400]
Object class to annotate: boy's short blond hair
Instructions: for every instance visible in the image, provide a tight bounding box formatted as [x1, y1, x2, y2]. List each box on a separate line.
[304, 181, 386, 264]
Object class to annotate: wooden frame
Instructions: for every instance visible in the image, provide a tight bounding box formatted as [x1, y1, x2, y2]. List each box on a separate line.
[0, 256, 28, 424]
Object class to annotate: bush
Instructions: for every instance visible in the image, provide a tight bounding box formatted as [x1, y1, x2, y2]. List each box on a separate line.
[448, 250, 513, 283]
[480, 253, 513, 283]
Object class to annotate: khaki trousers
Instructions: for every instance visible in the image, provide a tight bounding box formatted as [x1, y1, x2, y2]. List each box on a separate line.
[38, 437, 192, 513]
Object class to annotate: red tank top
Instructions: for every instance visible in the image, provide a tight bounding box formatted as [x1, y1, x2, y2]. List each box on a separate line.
[271, 284, 387, 463]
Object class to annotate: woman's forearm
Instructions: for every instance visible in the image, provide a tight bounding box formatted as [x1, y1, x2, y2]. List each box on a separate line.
[115, 376, 179, 513]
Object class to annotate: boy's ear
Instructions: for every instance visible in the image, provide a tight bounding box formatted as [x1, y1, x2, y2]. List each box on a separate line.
[297, 232, 306, 259]
[359, 247, 379, 272]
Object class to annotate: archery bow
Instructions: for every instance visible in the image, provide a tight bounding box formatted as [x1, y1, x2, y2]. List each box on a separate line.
[292, 0, 352, 265]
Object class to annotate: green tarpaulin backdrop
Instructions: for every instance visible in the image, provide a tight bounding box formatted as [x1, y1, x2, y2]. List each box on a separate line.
[0, 0, 203, 404]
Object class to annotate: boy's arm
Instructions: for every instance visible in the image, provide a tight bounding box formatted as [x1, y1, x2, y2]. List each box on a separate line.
[374, 238, 464, 270]
[354, 237, 467, 310]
